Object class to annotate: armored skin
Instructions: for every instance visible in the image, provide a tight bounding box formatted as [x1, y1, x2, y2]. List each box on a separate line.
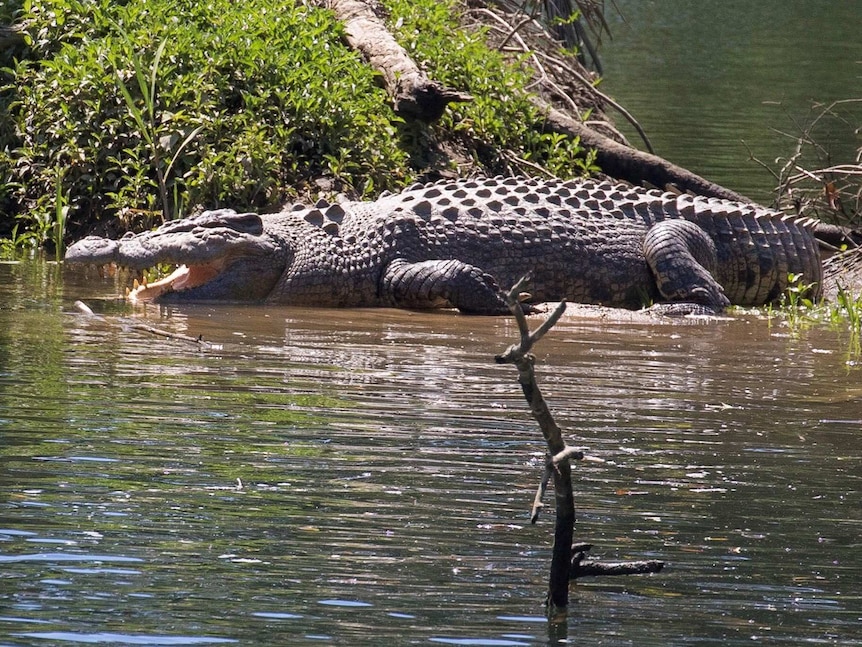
[65, 176, 825, 314]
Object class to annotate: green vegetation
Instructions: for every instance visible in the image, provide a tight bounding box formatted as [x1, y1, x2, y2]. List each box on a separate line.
[2, 0, 405, 247]
[383, 0, 597, 175]
[0, 0, 596, 254]
[768, 274, 862, 356]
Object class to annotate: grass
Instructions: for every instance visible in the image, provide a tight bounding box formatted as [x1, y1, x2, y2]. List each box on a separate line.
[110, 31, 204, 222]
[768, 274, 862, 357]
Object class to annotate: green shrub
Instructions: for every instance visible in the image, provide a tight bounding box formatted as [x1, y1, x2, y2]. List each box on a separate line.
[7, 0, 407, 240]
[2, 0, 597, 250]
[383, 0, 597, 175]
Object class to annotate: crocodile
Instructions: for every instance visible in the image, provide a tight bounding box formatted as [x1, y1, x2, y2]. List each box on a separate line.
[65, 176, 834, 315]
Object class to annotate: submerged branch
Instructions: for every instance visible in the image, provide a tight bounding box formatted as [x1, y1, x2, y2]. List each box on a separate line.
[73, 300, 214, 348]
[572, 559, 666, 578]
[571, 543, 664, 579]
[530, 461, 553, 524]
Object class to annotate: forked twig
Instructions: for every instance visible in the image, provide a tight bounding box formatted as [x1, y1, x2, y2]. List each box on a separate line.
[494, 276, 576, 609]
[495, 277, 664, 608]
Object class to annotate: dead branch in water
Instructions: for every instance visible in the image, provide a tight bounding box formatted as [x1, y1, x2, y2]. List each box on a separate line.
[495, 278, 664, 610]
[570, 542, 664, 579]
[753, 98, 862, 226]
[494, 277, 573, 609]
[73, 300, 214, 348]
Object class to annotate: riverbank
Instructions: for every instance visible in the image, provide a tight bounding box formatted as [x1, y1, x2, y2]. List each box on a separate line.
[0, 0, 607, 252]
[1, 0, 752, 256]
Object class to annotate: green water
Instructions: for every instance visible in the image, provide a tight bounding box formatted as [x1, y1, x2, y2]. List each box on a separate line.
[1, 260, 861, 645]
[601, 0, 862, 204]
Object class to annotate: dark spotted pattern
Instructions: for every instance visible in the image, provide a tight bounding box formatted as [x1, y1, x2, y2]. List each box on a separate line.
[66, 176, 824, 313]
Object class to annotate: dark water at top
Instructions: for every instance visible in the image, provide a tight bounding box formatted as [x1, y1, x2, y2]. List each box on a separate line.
[601, 0, 862, 203]
[2, 260, 861, 646]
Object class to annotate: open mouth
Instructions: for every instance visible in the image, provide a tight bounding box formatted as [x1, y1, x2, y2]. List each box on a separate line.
[126, 259, 226, 301]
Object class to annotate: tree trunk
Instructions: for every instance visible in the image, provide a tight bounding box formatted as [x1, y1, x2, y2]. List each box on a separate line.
[536, 103, 752, 202]
[323, 0, 472, 121]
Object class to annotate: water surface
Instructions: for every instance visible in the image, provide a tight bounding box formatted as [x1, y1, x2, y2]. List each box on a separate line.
[1, 260, 861, 645]
[601, 1, 862, 203]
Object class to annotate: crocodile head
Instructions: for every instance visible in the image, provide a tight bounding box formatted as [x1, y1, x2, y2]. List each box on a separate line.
[65, 209, 288, 302]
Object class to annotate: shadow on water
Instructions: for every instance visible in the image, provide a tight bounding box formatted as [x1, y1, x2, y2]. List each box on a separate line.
[1, 260, 861, 646]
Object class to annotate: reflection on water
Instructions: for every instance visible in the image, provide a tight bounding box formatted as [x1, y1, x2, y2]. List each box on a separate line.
[1, 260, 861, 646]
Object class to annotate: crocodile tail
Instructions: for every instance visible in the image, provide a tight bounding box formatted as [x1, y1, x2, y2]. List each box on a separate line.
[679, 197, 822, 305]
[786, 215, 825, 301]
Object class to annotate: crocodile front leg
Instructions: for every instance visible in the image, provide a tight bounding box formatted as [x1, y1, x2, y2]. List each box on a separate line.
[380, 259, 511, 314]
[643, 219, 731, 313]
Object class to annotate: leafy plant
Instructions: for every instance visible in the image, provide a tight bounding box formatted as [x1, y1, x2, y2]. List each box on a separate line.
[778, 272, 817, 331]
[0, 223, 39, 257]
[4, 0, 409, 238]
[110, 32, 204, 222]
[3, 0, 602, 248]
[768, 273, 862, 360]
[832, 284, 862, 355]
[834, 284, 862, 329]
[383, 0, 597, 177]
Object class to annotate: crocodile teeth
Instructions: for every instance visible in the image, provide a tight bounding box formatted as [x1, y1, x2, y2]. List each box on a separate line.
[127, 260, 227, 302]
[128, 265, 190, 302]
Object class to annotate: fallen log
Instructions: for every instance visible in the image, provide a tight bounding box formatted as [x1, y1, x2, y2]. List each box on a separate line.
[322, 0, 472, 121]
[324, 1, 753, 201]
[535, 102, 751, 202]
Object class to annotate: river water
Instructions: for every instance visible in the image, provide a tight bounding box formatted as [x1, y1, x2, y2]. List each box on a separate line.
[2, 260, 861, 646]
[601, 0, 862, 204]
[3, 4, 862, 645]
